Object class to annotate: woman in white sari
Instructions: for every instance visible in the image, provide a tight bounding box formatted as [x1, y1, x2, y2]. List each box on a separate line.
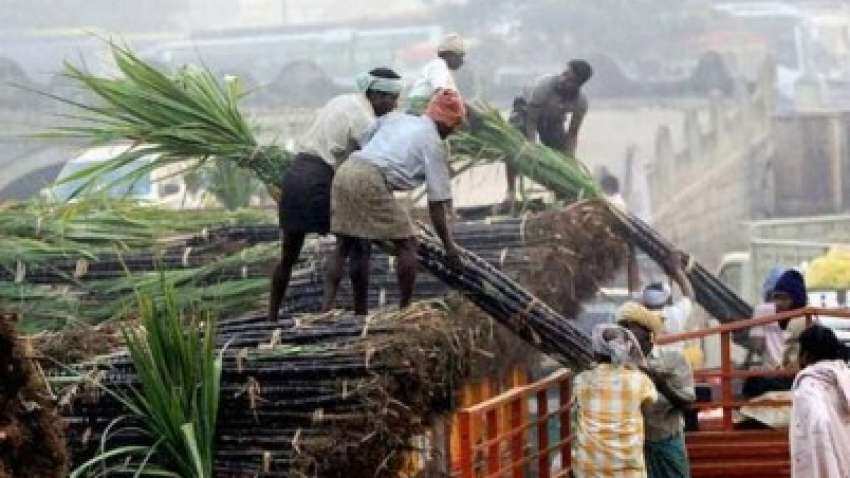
[790, 324, 850, 478]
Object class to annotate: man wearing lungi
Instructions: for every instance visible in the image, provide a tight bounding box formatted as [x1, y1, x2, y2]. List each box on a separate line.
[326, 89, 465, 311]
[268, 68, 402, 321]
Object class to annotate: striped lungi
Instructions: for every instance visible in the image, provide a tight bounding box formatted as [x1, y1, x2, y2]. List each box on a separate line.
[330, 159, 415, 240]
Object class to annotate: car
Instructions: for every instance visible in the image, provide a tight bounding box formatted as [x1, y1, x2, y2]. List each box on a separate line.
[43, 144, 204, 209]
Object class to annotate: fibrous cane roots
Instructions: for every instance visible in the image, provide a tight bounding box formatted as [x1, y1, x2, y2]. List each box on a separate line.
[0, 313, 68, 477]
[521, 200, 629, 318]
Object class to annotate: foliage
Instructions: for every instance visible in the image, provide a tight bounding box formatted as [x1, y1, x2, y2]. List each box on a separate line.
[70, 278, 223, 478]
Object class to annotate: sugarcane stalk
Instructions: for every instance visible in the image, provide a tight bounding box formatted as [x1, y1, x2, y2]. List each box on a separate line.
[457, 106, 753, 321]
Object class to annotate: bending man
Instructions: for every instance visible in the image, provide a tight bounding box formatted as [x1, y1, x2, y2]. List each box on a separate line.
[507, 60, 593, 202]
[268, 68, 401, 320]
[327, 90, 465, 310]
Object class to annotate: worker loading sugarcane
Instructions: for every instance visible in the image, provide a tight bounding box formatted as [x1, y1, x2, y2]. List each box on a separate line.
[325, 89, 466, 312]
[269, 68, 402, 321]
[406, 33, 466, 114]
[507, 60, 593, 207]
[618, 302, 696, 478]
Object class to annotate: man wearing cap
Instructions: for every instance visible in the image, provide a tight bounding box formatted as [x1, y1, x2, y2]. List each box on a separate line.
[407, 33, 465, 114]
[506, 59, 593, 202]
[268, 68, 402, 321]
[743, 269, 812, 397]
[326, 89, 466, 311]
[619, 302, 695, 478]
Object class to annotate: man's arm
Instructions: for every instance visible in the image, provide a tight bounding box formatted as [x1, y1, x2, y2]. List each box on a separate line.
[564, 102, 587, 157]
[667, 251, 695, 300]
[525, 104, 540, 142]
[627, 245, 641, 296]
[423, 137, 460, 265]
[429, 200, 460, 265]
[642, 354, 695, 411]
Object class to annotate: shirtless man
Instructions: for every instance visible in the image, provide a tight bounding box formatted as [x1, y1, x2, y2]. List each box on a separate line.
[507, 59, 593, 203]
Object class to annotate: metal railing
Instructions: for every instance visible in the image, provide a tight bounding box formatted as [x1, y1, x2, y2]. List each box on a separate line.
[656, 306, 850, 431]
[454, 369, 572, 478]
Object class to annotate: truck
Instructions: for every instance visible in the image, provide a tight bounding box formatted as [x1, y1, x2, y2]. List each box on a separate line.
[717, 213, 850, 342]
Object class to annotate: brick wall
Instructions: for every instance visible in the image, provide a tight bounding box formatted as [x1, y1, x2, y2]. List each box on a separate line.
[648, 60, 775, 270]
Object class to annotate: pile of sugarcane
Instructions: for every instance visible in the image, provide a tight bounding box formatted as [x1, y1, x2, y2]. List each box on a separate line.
[56, 300, 542, 477]
[0, 200, 278, 331]
[16, 210, 597, 366]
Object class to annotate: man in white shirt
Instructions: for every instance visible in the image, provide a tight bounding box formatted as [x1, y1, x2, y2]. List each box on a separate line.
[269, 68, 401, 321]
[327, 90, 466, 311]
[629, 251, 695, 353]
[406, 33, 465, 114]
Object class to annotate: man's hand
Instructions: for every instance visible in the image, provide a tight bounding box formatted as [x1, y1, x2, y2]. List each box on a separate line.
[666, 250, 687, 273]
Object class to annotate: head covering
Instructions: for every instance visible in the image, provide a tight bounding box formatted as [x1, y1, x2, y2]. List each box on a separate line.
[773, 269, 807, 309]
[762, 266, 787, 302]
[793, 360, 850, 414]
[355, 71, 403, 95]
[616, 301, 664, 336]
[437, 33, 465, 54]
[642, 282, 671, 309]
[592, 323, 647, 367]
[425, 89, 466, 129]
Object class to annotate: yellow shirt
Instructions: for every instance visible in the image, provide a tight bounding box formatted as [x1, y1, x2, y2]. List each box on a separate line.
[571, 364, 658, 478]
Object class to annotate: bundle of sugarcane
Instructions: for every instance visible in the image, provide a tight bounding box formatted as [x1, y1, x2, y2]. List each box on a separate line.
[453, 107, 752, 321]
[0, 198, 274, 272]
[2, 242, 284, 331]
[39, 43, 290, 200]
[56, 299, 541, 477]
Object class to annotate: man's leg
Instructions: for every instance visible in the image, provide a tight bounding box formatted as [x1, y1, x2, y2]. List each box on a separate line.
[394, 237, 418, 309]
[349, 238, 372, 316]
[268, 232, 306, 321]
[322, 235, 353, 313]
[505, 165, 517, 205]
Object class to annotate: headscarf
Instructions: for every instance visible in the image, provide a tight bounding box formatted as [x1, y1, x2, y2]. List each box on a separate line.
[437, 33, 465, 54]
[773, 269, 808, 309]
[762, 266, 787, 302]
[425, 89, 466, 129]
[616, 301, 664, 336]
[642, 282, 671, 309]
[355, 71, 403, 95]
[592, 323, 647, 367]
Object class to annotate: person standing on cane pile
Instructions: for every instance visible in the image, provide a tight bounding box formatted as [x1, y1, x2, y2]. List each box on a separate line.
[618, 302, 695, 478]
[325, 89, 465, 311]
[268, 68, 402, 321]
[406, 33, 466, 114]
[507, 59, 593, 205]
